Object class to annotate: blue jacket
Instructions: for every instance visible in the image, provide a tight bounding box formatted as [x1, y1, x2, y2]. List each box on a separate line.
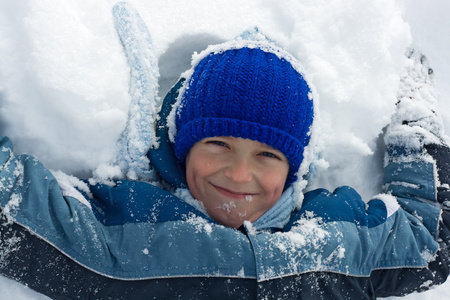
[0, 82, 449, 299]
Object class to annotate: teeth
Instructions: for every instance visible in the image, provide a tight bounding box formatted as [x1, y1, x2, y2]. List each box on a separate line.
[245, 195, 253, 202]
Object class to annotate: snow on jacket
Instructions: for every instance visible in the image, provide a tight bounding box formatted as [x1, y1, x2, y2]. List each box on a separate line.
[0, 77, 449, 299]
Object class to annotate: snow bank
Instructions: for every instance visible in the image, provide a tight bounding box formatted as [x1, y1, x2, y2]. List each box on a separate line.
[0, 0, 449, 298]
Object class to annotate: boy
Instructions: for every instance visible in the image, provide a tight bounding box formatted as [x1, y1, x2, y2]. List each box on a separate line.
[166, 42, 314, 230]
[0, 39, 449, 299]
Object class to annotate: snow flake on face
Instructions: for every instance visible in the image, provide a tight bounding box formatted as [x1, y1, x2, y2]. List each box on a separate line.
[216, 201, 237, 213]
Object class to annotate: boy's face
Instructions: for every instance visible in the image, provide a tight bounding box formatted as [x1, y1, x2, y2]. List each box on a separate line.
[185, 136, 289, 228]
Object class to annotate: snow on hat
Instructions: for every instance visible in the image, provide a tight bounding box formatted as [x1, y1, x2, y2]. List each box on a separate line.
[169, 40, 314, 184]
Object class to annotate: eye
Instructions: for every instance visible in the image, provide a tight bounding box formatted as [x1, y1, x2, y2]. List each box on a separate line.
[206, 140, 229, 148]
[259, 151, 281, 160]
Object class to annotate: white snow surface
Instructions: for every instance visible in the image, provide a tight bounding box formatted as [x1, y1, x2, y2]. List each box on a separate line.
[0, 0, 449, 298]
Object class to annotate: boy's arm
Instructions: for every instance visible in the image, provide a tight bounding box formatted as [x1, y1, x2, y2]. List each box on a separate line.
[372, 49, 450, 296]
[370, 145, 450, 297]
[0, 135, 257, 299]
[383, 48, 448, 238]
[371, 145, 450, 297]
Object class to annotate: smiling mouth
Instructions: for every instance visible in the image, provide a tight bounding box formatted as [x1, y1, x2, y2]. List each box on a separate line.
[211, 184, 255, 200]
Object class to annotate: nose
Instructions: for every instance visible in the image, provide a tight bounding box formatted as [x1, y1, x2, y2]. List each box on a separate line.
[224, 158, 253, 183]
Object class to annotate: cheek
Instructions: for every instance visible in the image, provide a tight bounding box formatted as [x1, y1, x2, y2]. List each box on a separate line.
[264, 177, 285, 198]
[185, 155, 199, 188]
[185, 152, 216, 192]
[259, 167, 288, 199]
[187, 155, 212, 178]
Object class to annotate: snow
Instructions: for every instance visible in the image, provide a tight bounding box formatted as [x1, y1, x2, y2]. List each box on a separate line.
[0, 0, 449, 298]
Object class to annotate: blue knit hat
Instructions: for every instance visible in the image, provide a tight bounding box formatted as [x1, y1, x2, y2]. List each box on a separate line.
[172, 41, 314, 184]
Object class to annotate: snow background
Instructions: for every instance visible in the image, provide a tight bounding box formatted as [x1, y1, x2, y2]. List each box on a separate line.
[0, 0, 449, 298]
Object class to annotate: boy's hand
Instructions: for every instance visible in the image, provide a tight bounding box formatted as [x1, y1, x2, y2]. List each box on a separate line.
[285, 186, 392, 231]
[385, 48, 447, 161]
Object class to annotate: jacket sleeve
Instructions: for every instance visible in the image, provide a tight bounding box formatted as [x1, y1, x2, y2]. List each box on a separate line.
[367, 48, 450, 297]
[0, 135, 113, 270]
[368, 142, 450, 297]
